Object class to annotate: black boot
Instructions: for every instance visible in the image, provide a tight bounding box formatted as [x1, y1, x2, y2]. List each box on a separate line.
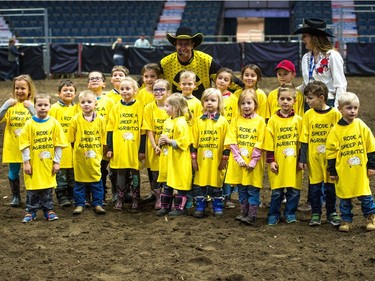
[156, 194, 172, 216]
[9, 178, 21, 207]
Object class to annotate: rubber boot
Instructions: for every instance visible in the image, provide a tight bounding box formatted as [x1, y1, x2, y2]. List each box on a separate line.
[212, 197, 225, 217]
[154, 188, 162, 210]
[156, 194, 172, 216]
[241, 204, 258, 225]
[114, 189, 124, 211]
[9, 178, 21, 207]
[193, 196, 207, 218]
[235, 201, 249, 221]
[169, 195, 187, 217]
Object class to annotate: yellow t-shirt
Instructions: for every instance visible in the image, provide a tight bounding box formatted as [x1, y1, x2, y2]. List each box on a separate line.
[234, 88, 268, 119]
[142, 102, 169, 171]
[266, 88, 305, 119]
[49, 102, 78, 168]
[224, 115, 266, 188]
[157, 116, 192, 190]
[192, 115, 229, 188]
[19, 117, 68, 190]
[299, 107, 341, 184]
[136, 88, 155, 107]
[222, 92, 238, 124]
[68, 114, 106, 182]
[326, 118, 375, 198]
[1, 102, 33, 163]
[264, 114, 303, 190]
[106, 89, 122, 104]
[106, 100, 144, 169]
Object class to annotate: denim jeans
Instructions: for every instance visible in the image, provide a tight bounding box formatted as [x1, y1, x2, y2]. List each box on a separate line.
[193, 185, 223, 198]
[222, 183, 233, 199]
[268, 188, 300, 221]
[8, 163, 21, 180]
[74, 181, 104, 207]
[340, 195, 375, 222]
[238, 184, 260, 206]
[310, 182, 336, 216]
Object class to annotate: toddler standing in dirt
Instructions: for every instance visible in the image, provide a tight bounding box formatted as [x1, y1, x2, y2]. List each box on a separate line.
[326, 92, 375, 232]
[19, 93, 68, 223]
[0, 74, 36, 207]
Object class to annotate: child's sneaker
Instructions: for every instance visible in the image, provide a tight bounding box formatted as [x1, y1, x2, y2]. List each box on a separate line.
[44, 211, 59, 221]
[225, 200, 235, 209]
[267, 216, 279, 226]
[285, 215, 297, 224]
[366, 214, 375, 232]
[22, 212, 36, 223]
[338, 221, 352, 232]
[327, 212, 341, 226]
[309, 213, 321, 226]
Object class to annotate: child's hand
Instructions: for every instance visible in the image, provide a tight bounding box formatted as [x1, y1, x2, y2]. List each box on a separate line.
[23, 100, 32, 109]
[246, 164, 254, 171]
[138, 153, 145, 161]
[106, 151, 113, 158]
[192, 158, 198, 171]
[6, 98, 17, 107]
[368, 169, 375, 177]
[154, 145, 161, 155]
[158, 134, 168, 146]
[23, 161, 32, 175]
[218, 158, 228, 170]
[298, 163, 307, 170]
[270, 162, 278, 174]
[52, 163, 60, 175]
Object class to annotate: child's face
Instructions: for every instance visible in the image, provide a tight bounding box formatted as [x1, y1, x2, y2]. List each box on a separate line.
[278, 90, 295, 114]
[143, 69, 158, 90]
[88, 72, 105, 94]
[179, 77, 196, 97]
[35, 98, 51, 119]
[153, 82, 168, 102]
[111, 71, 126, 89]
[240, 95, 256, 116]
[276, 69, 295, 85]
[203, 94, 219, 114]
[59, 85, 76, 105]
[120, 80, 136, 103]
[242, 68, 258, 89]
[14, 79, 30, 102]
[215, 71, 231, 93]
[305, 93, 325, 110]
[164, 101, 175, 117]
[80, 96, 96, 115]
[340, 102, 359, 124]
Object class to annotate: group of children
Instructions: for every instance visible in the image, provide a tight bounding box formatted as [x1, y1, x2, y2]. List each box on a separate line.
[1, 60, 375, 233]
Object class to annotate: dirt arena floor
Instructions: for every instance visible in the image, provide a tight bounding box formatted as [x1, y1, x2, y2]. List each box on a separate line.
[0, 76, 374, 281]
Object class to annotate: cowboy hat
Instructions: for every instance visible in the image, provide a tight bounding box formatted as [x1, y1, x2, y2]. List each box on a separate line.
[167, 26, 204, 47]
[293, 18, 334, 37]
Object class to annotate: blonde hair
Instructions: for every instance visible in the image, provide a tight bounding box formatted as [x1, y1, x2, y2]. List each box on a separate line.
[34, 93, 52, 104]
[201, 88, 224, 115]
[111, 65, 129, 76]
[238, 89, 258, 113]
[338, 92, 360, 109]
[120, 76, 139, 93]
[278, 84, 297, 99]
[153, 79, 172, 93]
[166, 93, 192, 120]
[79, 90, 97, 102]
[13, 74, 37, 101]
[179, 70, 196, 82]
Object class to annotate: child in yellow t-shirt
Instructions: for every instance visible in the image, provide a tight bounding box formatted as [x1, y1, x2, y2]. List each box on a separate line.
[49, 79, 78, 207]
[264, 85, 303, 225]
[19, 94, 68, 223]
[69, 90, 107, 215]
[106, 65, 129, 103]
[0, 74, 36, 207]
[107, 77, 145, 212]
[136, 63, 162, 107]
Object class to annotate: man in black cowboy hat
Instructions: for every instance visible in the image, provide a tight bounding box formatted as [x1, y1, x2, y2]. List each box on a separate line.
[159, 26, 242, 100]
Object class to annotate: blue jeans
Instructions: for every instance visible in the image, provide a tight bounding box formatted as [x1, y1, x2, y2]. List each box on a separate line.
[310, 182, 336, 216]
[340, 196, 375, 223]
[26, 188, 54, 213]
[8, 163, 21, 180]
[268, 188, 300, 221]
[74, 181, 103, 207]
[222, 183, 232, 199]
[193, 185, 223, 198]
[238, 184, 260, 206]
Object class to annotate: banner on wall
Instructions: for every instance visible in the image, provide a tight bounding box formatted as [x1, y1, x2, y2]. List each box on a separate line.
[346, 43, 375, 76]
[50, 43, 79, 74]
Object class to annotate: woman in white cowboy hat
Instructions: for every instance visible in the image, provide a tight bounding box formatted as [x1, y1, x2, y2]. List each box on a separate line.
[293, 18, 347, 108]
[159, 26, 243, 100]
